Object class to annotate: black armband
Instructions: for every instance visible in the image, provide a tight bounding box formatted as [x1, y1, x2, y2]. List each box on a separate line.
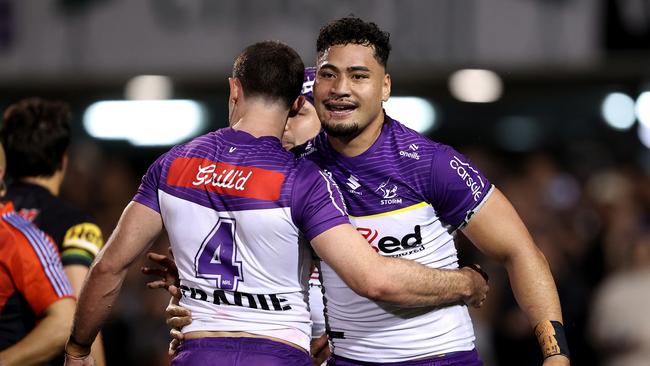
[534, 320, 570, 359]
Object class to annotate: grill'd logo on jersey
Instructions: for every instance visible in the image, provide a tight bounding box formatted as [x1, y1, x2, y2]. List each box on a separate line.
[167, 157, 285, 201]
[357, 225, 424, 255]
[449, 156, 485, 202]
[193, 164, 252, 189]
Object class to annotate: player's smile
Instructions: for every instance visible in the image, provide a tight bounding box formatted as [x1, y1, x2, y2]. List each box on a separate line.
[323, 99, 358, 120]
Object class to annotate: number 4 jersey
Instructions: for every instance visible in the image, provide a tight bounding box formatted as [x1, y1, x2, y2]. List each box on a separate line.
[133, 128, 349, 351]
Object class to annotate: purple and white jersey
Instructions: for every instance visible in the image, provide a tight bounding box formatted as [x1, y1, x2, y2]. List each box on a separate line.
[133, 128, 349, 351]
[304, 115, 494, 362]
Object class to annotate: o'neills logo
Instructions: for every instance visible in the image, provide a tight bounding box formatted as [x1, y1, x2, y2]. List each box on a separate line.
[449, 156, 485, 202]
[167, 157, 285, 201]
[399, 150, 420, 160]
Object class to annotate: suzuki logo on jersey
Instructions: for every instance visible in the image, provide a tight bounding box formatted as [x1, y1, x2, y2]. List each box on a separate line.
[356, 225, 423, 255]
[449, 156, 485, 202]
[167, 157, 285, 201]
[346, 174, 363, 195]
[376, 179, 402, 205]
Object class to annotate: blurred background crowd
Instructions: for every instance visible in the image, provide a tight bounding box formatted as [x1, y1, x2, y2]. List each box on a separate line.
[2, 0, 650, 365]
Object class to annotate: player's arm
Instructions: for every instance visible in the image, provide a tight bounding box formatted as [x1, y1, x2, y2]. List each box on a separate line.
[0, 297, 75, 366]
[461, 188, 569, 365]
[65, 201, 163, 360]
[311, 224, 488, 307]
[64, 265, 107, 366]
[62, 221, 107, 366]
[297, 163, 488, 308]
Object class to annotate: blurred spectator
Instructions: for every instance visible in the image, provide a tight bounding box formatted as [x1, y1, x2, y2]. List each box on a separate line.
[589, 231, 650, 366]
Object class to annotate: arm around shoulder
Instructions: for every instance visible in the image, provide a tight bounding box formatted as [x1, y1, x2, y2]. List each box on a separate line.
[311, 223, 488, 307]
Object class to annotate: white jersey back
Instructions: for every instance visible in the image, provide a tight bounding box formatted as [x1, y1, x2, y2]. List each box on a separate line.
[134, 128, 349, 351]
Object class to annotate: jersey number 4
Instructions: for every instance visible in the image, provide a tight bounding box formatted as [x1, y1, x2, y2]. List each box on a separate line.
[194, 217, 243, 291]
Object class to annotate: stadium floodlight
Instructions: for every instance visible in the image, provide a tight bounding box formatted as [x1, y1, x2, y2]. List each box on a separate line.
[384, 97, 437, 134]
[83, 100, 206, 146]
[125, 75, 173, 100]
[638, 123, 650, 150]
[635, 91, 650, 128]
[601, 92, 636, 131]
[449, 69, 503, 103]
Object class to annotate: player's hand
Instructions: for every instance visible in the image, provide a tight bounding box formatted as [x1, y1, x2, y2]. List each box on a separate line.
[64, 353, 95, 366]
[168, 328, 183, 357]
[460, 264, 489, 308]
[141, 248, 181, 298]
[543, 355, 570, 365]
[165, 296, 191, 356]
[310, 334, 330, 365]
[166, 296, 192, 329]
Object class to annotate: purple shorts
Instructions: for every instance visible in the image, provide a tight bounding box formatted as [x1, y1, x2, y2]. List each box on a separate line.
[328, 349, 482, 366]
[171, 337, 311, 366]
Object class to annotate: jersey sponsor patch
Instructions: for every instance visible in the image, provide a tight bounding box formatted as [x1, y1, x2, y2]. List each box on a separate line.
[167, 157, 286, 201]
[62, 222, 104, 256]
[449, 155, 486, 202]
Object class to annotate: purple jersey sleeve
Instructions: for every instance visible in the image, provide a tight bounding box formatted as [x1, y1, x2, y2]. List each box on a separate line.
[132, 152, 167, 213]
[428, 145, 492, 228]
[291, 162, 350, 241]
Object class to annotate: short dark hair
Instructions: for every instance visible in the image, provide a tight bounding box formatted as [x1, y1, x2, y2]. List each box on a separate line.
[0, 98, 71, 179]
[317, 17, 391, 69]
[232, 41, 305, 109]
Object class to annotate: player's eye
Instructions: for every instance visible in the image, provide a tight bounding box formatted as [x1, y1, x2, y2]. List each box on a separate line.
[319, 71, 335, 79]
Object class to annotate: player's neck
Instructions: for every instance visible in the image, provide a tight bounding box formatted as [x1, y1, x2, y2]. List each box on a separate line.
[21, 173, 63, 196]
[328, 114, 384, 158]
[230, 101, 288, 140]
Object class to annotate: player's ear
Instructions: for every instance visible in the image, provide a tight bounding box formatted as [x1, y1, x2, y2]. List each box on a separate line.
[289, 95, 305, 118]
[382, 73, 391, 102]
[229, 77, 242, 105]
